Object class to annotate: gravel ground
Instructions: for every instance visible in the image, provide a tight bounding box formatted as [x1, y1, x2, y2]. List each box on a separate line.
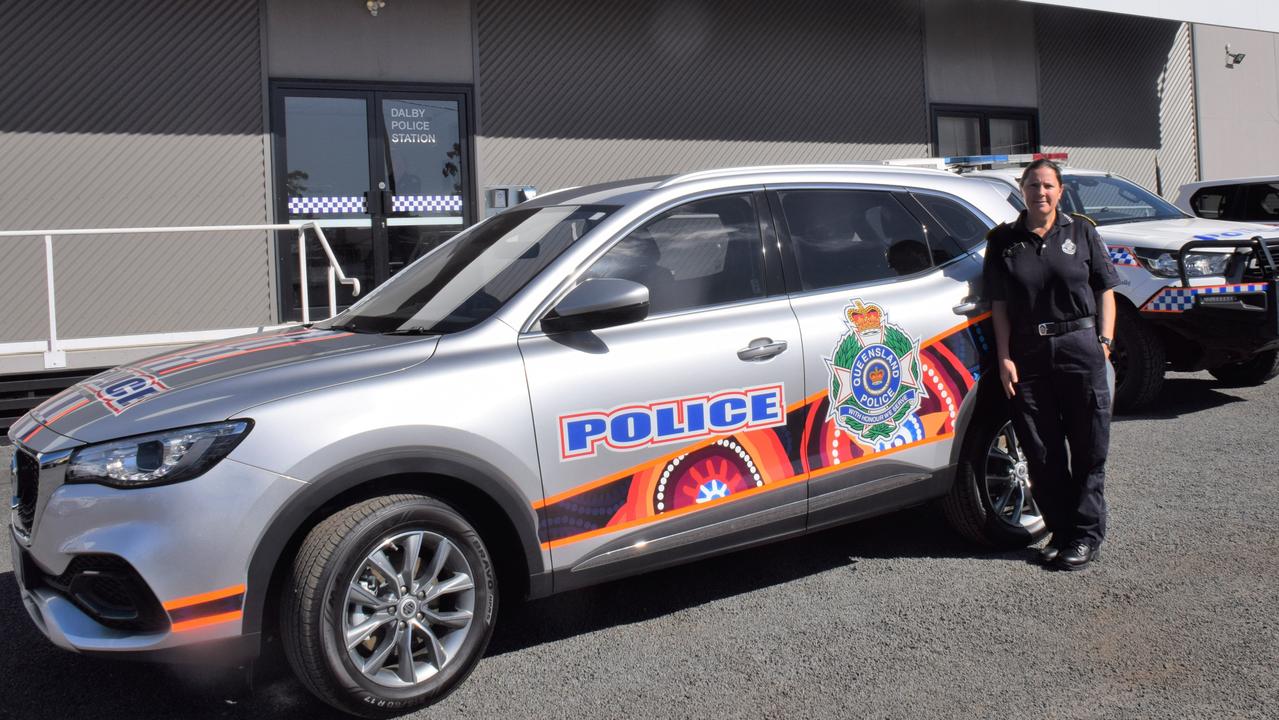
[2, 371, 1276, 720]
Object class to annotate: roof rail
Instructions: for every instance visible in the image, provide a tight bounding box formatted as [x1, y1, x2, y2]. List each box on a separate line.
[654, 163, 953, 189]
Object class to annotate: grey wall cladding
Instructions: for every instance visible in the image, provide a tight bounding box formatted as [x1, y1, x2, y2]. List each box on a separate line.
[1035, 7, 1197, 196]
[475, 0, 930, 192]
[0, 0, 271, 342]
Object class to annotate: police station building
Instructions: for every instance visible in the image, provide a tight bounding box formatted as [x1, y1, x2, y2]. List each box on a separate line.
[0, 0, 1277, 429]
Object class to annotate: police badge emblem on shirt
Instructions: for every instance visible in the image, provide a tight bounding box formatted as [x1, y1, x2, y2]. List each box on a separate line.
[1061, 238, 1076, 255]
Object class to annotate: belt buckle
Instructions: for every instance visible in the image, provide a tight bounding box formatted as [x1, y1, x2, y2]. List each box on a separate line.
[1037, 322, 1051, 336]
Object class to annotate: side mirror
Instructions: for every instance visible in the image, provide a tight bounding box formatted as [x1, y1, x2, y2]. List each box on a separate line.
[541, 278, 649, 333]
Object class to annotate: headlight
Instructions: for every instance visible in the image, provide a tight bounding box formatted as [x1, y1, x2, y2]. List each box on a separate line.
[67, 421, 252, 488]
[1133, 248, 1231, 278]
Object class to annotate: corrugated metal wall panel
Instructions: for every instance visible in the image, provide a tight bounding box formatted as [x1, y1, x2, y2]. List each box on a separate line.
[0, 0, 270, 342]
[475, 0, 930, 191]
[1036, 8, 1196, 196]
[1156, 22, 1198, 196]
[0, 242, 49, 342]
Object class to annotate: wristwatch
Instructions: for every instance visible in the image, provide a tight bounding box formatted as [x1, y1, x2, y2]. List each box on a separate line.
[1098, 335, 1113, 349]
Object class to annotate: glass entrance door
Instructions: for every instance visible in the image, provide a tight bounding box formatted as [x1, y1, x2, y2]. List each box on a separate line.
[273, 84, 472, 320]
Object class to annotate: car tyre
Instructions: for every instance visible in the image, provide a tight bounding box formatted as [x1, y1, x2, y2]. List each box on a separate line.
[1112, 302, 1165, 412]
[1209, 349, 1279, 387]
[282, 494, 497, 718]
[942, 397, 1047, 548]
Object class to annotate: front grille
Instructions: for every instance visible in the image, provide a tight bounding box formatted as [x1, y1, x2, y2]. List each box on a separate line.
[11, 448, 38, 532]
[42, 555, 170, 632]
[1241, 240, 1279, 282]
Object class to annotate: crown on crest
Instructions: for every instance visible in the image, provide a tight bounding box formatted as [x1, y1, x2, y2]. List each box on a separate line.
[846, 301, 883, 334]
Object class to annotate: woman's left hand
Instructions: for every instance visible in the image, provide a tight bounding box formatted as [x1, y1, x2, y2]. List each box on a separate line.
[1101, 343, 1111, 362]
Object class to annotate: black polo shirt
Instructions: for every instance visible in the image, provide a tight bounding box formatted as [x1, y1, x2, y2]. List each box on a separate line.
[982, 210, 1121, 333]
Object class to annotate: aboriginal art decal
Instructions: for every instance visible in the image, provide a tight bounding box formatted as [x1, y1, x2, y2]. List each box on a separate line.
[825, 300, 925, 450]
[536, 309, 993, 550]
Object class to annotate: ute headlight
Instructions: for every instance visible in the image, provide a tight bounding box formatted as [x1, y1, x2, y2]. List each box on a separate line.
[67, 421, 252, 488]
[1133, 248, 1231, 278]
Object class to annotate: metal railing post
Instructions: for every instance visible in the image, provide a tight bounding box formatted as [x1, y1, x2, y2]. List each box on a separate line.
[43, 235, 66, 368]
[298, 227, 310, 325]
[327, 267, 337, 318]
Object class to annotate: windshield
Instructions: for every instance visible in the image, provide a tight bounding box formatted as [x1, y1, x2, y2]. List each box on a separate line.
[321, 205, 616, 334]
[1060, 174, 1184, 225]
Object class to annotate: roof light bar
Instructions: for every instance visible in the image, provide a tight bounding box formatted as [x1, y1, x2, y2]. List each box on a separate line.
[883, 153, 1068, 172]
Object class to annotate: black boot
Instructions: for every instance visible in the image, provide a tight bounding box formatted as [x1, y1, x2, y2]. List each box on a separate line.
[1055, 541, 1101, 571]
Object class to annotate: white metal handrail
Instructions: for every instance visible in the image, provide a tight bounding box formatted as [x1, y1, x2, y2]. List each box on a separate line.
[0, 222, 360, 368]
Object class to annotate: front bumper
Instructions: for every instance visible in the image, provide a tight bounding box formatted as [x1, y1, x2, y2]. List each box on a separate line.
[1141, 280, 1279, 360]
[1140, 238, 1279, 362]
[9, 445, 305, 662]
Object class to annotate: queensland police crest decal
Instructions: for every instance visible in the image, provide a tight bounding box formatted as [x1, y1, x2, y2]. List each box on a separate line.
[825, 300, 926, 447]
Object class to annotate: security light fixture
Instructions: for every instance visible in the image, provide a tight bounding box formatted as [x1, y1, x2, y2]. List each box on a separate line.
[1226, 44, 1246, 68]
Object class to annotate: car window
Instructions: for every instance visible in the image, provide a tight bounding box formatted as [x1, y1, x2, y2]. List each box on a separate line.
[912, 193, 990, 253]
[778, 189, 933, 291]
[1061, 174, 1182, 225]
[1241, 183, 1279, 222]
[1190, 186, 1232, 219]
[581, 193, 766, 315]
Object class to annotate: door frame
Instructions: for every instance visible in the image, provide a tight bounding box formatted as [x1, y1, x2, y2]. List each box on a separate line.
[268, 78, 477, 320]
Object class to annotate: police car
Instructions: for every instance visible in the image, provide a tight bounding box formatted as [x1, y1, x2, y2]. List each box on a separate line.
[892, 154, 1279, 409]
[11, 165, 1056, 715]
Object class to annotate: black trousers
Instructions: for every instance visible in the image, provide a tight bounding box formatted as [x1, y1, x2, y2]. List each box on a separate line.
[1008, 328, 1111, 547]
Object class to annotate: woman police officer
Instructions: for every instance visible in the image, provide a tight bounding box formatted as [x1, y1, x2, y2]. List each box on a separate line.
[982, 159, 1121, 571]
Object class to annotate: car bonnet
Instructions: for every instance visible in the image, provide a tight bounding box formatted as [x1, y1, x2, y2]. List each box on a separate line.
[10, 326, 438, 447]
[1096, 218, 1278, 251]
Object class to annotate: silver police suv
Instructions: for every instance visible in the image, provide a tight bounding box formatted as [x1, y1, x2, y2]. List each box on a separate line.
[10, 166, 1032, 716]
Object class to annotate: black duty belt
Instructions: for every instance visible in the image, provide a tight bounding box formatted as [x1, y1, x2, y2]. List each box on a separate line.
[1032, 316, 1096, 337]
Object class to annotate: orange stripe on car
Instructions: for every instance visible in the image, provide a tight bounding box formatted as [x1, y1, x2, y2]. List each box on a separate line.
[162, 583, 247, 611]
[170, 610, 244, 633]
[21, 398, 91, 442]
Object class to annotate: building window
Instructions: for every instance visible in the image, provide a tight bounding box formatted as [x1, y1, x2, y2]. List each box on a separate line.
[932, 105, 1039, 157]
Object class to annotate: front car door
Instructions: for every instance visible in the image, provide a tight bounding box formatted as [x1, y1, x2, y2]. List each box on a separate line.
[519, 191, 808, 588]
[768, 186, 995, 529]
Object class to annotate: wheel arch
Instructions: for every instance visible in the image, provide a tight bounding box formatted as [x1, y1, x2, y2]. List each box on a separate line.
[948, 370, 1008, 468]
[241, 450, 550, 642]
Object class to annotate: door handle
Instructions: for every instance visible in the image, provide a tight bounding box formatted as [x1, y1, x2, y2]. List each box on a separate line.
[737, 338, 788, 361]
[952, 298, 988, 316]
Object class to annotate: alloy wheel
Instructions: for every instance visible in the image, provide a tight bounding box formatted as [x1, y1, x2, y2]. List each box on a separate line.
[342, 530, 476, 688]
[982, 421, 1043, 530]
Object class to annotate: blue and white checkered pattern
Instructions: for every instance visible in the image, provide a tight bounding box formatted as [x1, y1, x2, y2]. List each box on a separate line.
[1107, 246, 1139, 267]
[288, 196, 367, 215]
[1143, 283, 1267, 312]
[391, 195, 464, 213]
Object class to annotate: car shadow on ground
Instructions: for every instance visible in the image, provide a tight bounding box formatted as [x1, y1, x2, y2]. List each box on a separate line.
[1112, 376, 1245, 421]
[484, 507, 1024, 658]
[0, 506, 1023, 718]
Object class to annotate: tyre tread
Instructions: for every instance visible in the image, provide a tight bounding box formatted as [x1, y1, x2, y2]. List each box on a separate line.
[281, 494, 436, 715]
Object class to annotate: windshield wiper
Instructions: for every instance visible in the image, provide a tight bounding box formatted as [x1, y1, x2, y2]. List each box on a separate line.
[384, 326, 438, 336]
[325, 323, 378, 334]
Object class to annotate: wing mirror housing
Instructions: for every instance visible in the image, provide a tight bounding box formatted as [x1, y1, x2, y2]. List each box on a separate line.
[541, 278, 650, 333]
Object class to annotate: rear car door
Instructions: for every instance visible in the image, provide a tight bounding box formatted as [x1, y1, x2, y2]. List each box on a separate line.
[519, 192, 807, 587]
[768, 186, 989, 530]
